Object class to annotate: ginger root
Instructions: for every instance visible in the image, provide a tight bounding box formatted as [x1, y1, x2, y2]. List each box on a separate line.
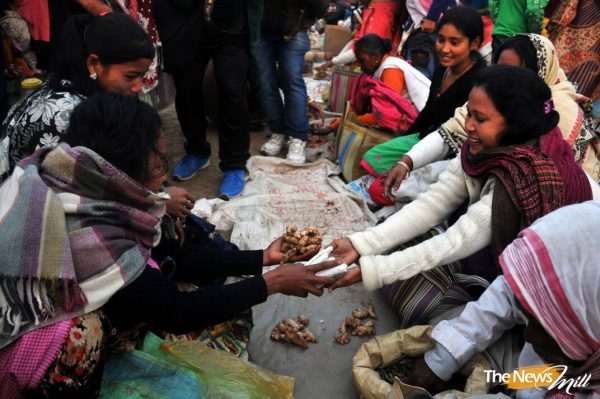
[352, 305, 377, 319]
[334, 306, 377, 344]
[280, 224, 322, 263]
[334, 333, 350, 345]
[271, 315, 317, 349]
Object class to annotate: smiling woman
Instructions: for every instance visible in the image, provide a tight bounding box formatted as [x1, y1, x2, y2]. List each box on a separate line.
[326, 65, 598, 327]
[361, 6, 487, 205]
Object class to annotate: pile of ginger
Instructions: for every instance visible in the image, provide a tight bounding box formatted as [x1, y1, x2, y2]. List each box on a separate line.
[280, 224, 322, 263]
[334, 306, 377, 345]
[270, 315, 317, 349]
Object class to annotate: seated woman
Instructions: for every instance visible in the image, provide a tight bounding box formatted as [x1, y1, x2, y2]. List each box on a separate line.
[350, 33, 429, 131]
[0, 12, 195, 219]
[383, 34, 599, 202]
[406, 201, 600, 397]
[0, 94, 336, 397]
[327, 65, 598, 327]
[361, 6, 487, 205]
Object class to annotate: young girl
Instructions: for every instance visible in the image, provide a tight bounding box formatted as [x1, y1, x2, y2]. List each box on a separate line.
[327, 65, 598, 327]
[0, 94, 336, 397]
[350, 33, 429, 130]
[362, 6, 487, 205]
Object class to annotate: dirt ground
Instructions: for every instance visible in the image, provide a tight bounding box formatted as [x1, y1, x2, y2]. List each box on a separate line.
[160, 104, 269, 201]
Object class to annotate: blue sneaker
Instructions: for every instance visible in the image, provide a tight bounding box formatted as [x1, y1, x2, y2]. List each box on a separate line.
[173, 154, 210, 181]
[219, 170, 245, 200]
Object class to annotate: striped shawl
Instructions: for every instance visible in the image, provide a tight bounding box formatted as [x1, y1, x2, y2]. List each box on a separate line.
[0, 144, 166, 349]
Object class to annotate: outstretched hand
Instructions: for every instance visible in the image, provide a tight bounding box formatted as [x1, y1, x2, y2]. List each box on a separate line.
[330, 238, 360, 265]
[328, 266, 361, 292]
[263, 236, 321, 266]
[263, 260, 339, 297]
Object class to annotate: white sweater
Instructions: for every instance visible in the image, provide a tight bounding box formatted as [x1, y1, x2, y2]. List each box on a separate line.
[350, 156, 600, 291]
[349, 157, 494, 291]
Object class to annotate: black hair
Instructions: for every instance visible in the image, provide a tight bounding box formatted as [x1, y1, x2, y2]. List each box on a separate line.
[64, 93, 167, 184]
[492, 35, 538, 75]
[355, 33, 393, 57]
[437, 6, 483, 61]
[472, 65, 559, 146]
[49, 13, 155, 96]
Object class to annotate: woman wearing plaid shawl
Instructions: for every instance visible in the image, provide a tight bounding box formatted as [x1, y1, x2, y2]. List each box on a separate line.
[0, 94, 336, 397]
[326, 65, 598, 328]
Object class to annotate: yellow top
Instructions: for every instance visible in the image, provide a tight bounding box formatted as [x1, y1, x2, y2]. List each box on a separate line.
[21, 78, 43, 89]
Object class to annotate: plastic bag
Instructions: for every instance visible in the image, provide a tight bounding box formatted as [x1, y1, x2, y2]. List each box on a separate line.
[161, 339, 295, 399]
[101, 333, 204, 399]
[352, 325, 490, 399]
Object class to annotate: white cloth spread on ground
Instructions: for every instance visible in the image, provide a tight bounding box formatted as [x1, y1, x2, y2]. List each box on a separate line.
[206, 156, 376, 250]
[197, 156, 403, 399]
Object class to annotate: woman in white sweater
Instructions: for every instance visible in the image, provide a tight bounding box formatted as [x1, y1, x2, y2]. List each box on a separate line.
[327, 65, 599, 327]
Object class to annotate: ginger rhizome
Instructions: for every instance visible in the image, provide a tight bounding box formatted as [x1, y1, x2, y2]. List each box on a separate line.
[270, 315, 317, 350]
[280, 224, 322, 263]
[334, 306, 377, 345]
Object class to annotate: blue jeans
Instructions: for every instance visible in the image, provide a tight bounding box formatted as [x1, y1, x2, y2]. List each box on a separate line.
[252, 30, 310, 140]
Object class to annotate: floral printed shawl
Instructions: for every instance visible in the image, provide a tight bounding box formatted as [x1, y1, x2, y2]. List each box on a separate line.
[0, 81, 84, 183]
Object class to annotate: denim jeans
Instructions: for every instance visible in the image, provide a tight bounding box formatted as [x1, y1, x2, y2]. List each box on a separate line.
[252, 30, 310, 141]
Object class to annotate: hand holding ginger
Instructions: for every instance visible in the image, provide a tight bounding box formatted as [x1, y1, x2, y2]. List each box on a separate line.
[263, 260, 338, 297]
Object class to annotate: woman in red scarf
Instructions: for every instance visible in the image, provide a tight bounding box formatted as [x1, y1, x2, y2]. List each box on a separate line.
[326, 65, 597, 327]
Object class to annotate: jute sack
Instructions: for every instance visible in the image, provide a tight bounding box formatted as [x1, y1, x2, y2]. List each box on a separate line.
[353, 325, 490, 399]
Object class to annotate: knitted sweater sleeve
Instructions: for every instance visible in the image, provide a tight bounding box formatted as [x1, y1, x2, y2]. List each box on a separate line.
[350, 160, 495, 291]
[405, 130, 451, 170]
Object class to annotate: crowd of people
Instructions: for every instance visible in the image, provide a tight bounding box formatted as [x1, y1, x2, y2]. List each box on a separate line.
[0, 0, 598, 397]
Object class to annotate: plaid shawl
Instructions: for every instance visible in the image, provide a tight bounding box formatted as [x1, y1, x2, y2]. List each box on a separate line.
[0, 144, 166, 349]
[461, 127, 592, 258]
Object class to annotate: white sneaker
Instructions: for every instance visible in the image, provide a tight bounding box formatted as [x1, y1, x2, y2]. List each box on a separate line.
[286, 138, 306, 163]
[260, 133, 286, 156]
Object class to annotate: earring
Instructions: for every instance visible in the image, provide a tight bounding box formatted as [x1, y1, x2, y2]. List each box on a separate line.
[89, 72, 97, 80]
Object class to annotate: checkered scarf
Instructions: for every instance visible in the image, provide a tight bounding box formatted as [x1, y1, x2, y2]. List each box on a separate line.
[461, 127, 592, 258]
[0, 144, 166, 349]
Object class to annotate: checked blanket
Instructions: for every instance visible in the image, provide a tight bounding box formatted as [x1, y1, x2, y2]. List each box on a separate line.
[0, 144, 166, 349]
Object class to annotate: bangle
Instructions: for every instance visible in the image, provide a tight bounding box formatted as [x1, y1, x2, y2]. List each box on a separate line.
[395, 160, 411, 179]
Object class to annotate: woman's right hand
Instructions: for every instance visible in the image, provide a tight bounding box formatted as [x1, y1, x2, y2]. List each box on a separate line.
[330, 238, 360, 265]
[383, 155, 413, 201]
[263, 260, 338, 297]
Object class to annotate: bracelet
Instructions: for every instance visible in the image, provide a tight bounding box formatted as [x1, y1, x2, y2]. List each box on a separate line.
[395, 160, 411, 179]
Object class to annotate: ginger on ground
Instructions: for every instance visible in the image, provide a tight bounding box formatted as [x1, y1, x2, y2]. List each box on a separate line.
[271, 315, 316, 349]
[334, 306, 377, 344]
[352, 305, 377, 319]
[334, 333, 350, 345]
